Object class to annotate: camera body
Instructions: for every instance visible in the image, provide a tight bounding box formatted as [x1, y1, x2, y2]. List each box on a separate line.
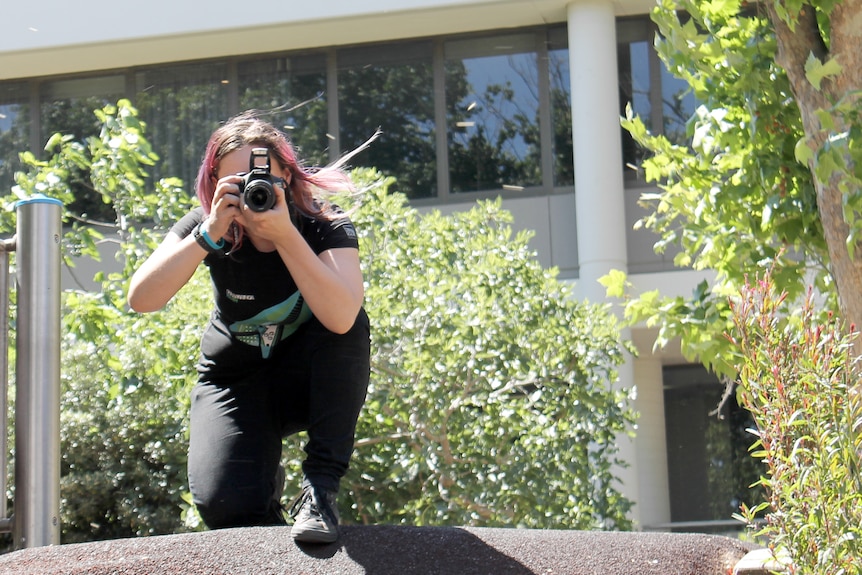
[239, 148, 277, 212]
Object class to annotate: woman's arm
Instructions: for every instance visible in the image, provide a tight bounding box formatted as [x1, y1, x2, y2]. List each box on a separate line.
[130, 173, 243, 313]
[275, 236, 365, 334]
[127, 231, 209, 313]
[251, 201, 364, 334]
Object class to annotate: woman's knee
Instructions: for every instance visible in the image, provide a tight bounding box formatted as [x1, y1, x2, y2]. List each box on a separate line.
[192, 479, 278, 529]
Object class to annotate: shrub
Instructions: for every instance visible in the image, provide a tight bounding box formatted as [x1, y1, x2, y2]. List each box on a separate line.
[310, 177, 635, 530]
[729, 272, 862, 574]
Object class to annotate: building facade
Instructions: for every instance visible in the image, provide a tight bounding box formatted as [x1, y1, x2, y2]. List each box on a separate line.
[0, 0, 757, 531]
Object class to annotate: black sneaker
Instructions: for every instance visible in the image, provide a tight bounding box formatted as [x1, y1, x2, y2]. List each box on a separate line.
[288, 483, 340, 543]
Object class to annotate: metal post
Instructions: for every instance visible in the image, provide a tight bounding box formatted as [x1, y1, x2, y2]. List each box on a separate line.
[13, 195, 62, 549]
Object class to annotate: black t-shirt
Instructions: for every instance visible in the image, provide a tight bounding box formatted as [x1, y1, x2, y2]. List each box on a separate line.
[170, 205, 359, 374]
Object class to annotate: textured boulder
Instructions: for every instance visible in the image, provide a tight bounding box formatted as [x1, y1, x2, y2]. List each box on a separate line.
[0, 525, 756, 575]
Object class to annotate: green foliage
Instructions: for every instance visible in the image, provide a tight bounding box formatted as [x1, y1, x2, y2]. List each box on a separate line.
[612, 1, 862, 566]
[729, 272, 862, 574]
[5, 100, 200, 541]
[334, 176, 635, 529]
[58, 266, 210, 541]
[613, 0, 834, 376]
[59, 339, 188, 543]
[4, 100, 635, 543]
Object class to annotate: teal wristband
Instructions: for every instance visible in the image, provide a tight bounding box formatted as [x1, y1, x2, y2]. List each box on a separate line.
[193, 222, 225, 255]
[200, 226, 224, 250]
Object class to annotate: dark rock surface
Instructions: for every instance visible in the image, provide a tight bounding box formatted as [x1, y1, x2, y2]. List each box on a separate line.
[0, 524, 756, 575]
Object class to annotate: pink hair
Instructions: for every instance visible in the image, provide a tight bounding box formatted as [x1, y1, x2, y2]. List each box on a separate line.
[194, 112, 356, 248]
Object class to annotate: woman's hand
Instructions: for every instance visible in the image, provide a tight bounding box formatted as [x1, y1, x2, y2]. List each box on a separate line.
[204, 175, 245, 241]
[234, 177, 295, 245]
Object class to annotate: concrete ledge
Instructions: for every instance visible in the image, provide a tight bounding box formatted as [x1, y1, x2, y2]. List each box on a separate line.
[733, 548, 792, 575]
[0, 525, 757, 575]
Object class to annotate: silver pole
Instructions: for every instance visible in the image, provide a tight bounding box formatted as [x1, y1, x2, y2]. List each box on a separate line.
[13, 195, 62, 549]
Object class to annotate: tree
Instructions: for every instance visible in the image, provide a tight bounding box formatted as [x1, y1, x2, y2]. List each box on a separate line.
[3, 101, 635, 542]
[607, 0, 861, 376]
[607, 3, 862, 565]
[766, 0, 862, 347]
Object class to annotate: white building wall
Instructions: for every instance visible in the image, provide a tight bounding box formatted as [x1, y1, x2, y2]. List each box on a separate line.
[2, 0, 651, 81]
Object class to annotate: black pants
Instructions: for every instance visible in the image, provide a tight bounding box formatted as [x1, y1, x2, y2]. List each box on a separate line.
[187, 310, 370, 529]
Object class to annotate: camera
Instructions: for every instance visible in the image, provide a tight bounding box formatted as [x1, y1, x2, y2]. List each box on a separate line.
[239, 148, 277, 212]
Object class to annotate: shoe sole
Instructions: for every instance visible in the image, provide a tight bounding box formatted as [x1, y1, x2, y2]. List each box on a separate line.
[291, 525, 339, 544]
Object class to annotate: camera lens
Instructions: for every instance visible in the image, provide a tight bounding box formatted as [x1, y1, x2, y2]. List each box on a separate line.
[243, 179, 275, 212]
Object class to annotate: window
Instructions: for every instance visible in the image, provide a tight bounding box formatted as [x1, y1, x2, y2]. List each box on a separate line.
[661, 64, 695, 145]
[40, 76, 125, 144]
[547, 27, 574, 188]
[41, 75, 125, 221]
[0, 82, 30, 199]
[135, 63, 231, 190]
[618, 22, 652, 177]
[663, 365, 764, 526]
[1, 18, 673, 202]
[337, 41, 437, 199]
[445, 33, 542, 194]
[618, 18, 697, 180]
[239, 54, 329, 168]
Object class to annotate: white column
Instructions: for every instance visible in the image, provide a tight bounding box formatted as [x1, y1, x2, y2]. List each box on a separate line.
[632, 354, 671, 528]
[567, 0, 643, 526]
[568, 0, 627, 304]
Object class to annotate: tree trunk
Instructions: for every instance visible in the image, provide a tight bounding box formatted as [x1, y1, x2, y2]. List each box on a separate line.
[766, 0, 862, 358]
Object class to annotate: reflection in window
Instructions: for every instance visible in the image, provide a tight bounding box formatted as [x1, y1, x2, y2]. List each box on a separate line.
[239, 55, 329, 168]
[41, 76, 125, 144]
[618, 18, 698, 179]
[41, 76, 125, 221]
[547, 28, 573, 187]
[445, 34, 541, 194]
[661, 67, 695, 145]
[135, 63, 230, 190]
[0, 82, 30, 198]
[618, 28, 652, 175]
[338, 42, 436, 199]
[663, 365, 764, 526]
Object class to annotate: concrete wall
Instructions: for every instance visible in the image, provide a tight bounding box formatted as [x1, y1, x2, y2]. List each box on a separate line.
[2, 0, 653, 80]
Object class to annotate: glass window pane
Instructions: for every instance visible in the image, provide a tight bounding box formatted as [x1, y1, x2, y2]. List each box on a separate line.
[238, 54, 329, 168]
[0, 82, 30, 198]
[618, 16, 699, 176]
[663, 365, 764, 526]
[41, 75, 126, 220]
[548, 27, 573, 187]
[618, 38, 651, 175]
[135, 63, 230, 191]
[661, 68, 696, 146]
[338, 41, 436, 200]
[446, 34, 542, 194]
[41, 76, 125, 143]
